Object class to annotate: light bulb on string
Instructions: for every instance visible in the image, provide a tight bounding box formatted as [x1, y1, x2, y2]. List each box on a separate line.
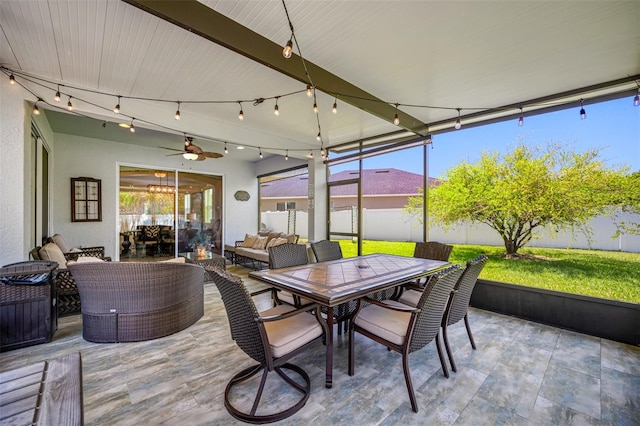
[32, 99, 41, 115]
[129, 118, 135, 133]
[518, 108, 524, 127]
[306, 85, 312, 97]
[316, 132, 321, 142]
[9, 74, 16, 85]
[455, 108, 462, 129]
[285, 150, 289, 160]
[114, 96, 121, 114]
[67, 97, 73, 111]
[332, 98, 338, 114]
[274, 98, 280, 116]
[283, 38, 293, 59]
[238, 102, 244, 120]
[175, 102, 181, 120]
[634, 92, 639, 107]
[393, 103, 400, 126]
[224, 142, 228, 154]
[313, 102, 318, 113]
[579, 99, 586, 120]
[259, 148, 263, 159]
[54, 86, 61, 102]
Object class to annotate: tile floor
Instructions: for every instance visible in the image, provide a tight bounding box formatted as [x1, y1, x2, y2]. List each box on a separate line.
[1, 265, 638, 425]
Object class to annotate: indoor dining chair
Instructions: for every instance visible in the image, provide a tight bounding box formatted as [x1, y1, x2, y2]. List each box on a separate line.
[348, 265, 463, 413]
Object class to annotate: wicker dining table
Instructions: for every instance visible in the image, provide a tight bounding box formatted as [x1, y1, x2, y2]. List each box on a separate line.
[249, 253, 450, 388]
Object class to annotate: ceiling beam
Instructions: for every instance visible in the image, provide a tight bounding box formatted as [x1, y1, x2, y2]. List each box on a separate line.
[121, 0, 429, 135]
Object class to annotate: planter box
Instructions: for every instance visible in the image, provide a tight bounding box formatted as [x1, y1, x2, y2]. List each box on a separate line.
[470, 279, 639, 346]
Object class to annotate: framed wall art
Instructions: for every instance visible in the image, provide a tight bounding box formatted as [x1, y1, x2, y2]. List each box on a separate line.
[71, 177, 102, 222]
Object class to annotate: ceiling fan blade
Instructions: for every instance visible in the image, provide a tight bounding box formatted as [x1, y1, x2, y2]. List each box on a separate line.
[203, 151, 223, 158]
[196, 154, 206, 161]
[159, 146, 183, 152]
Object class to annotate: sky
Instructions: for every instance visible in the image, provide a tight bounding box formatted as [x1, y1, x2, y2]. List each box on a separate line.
[352, 97, 640, 178]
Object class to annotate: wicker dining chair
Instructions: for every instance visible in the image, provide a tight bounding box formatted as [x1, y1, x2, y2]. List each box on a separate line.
[211, 267, 327, 424]
[310, 240, 354, 334]
[442, 254, 488, 372]
[268, 243, 312, 307]
[348, 265, 463, 413]
[310, 240, 343, 262]
[394, 241, 455, 302]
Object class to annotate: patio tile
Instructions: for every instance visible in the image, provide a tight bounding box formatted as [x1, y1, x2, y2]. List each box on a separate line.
[475, 362, 542, 418]
[549, 330, 601, 378]
[527, 395, 600, 425]
[601, 339, 640, 376]
[453, 396, 527, 425]
[539, 364, 601, 419]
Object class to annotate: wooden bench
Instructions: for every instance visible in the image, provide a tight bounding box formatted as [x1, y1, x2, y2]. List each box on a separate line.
[0, 352, 83, 425]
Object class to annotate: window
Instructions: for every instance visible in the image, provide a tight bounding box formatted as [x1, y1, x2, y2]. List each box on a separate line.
[276, 201, 296, 211]
[71, 177, 102, 222]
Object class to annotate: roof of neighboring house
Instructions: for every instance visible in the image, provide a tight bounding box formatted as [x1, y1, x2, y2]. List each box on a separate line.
[260, 168, 438, 197]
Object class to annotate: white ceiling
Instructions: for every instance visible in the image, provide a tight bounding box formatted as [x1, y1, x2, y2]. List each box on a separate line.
[1, 0, 638, 162]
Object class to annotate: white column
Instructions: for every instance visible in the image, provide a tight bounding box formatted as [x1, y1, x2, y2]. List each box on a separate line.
[307, 156, 327, 242]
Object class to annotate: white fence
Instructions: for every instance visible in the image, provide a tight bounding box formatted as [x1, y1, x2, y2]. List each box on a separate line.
[261, 208, 640, 253]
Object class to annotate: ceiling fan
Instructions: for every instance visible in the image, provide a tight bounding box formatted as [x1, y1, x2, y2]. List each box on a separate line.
[160, 137, 223, 161]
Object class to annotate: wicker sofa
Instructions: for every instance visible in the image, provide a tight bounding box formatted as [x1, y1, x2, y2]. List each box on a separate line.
[67, 261, 204, 343]
[225, 232, 299, 269]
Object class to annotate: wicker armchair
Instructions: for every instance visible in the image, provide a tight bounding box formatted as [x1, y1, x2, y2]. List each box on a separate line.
[348, 265, 463, 413]
[210, 267, 327, 423]
[268, 243, 312, 307]
[67, 261, 204, 343]
[442, 254, 488, 372]
[30, 244, 110, 316]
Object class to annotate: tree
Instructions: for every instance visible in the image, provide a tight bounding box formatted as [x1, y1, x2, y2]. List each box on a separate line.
[406, 143, 638, 257]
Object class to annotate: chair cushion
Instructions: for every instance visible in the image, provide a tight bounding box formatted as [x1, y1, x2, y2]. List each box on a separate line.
[39, 242, 68, 268]
[277, 291, 312, 307]
[160, 257, 186, 263]
[66, 256, 105, 266]
[50, 234, 72, 253]
[397, 289, 422, 308]
[354, 300, 413, 345]
[261, 305, 323, 358]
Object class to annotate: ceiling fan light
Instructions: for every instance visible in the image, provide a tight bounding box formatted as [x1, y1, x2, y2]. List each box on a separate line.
[183, 152, 199, 160]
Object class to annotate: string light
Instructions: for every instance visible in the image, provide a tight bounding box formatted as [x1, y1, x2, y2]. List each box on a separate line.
[259, 148, 263, 159]
[129, 118, 135, 133]
[634, 91, 639, 107]
[313, 102, 318, 113]
[285, 150, 289, 160]
[9, 74, 15, 84]
[332, 98, 337, 114]
[306, 85, 312, 97]
[283, 38, 293, 59]
[224, 142, 228, 154]
[455, 108, 462, 129]
[309, 150, 313, 158]
[175, 102, 181, 120]
[32, 99, 41, 115]
[114, 96, 121, 114]
[67, 97, 73, 111]
[579, 99, 586, 120]
[238, 102, 244, 120]
[274, 97, 280, 116]
[518, 107, 524, 126]
[54, 86, 61, 102]
[316, 132, 321, 141]
[393, 103, 400, 126]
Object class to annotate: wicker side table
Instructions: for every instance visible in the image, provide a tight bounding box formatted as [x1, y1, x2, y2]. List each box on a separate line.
[180, 252, 226, 282]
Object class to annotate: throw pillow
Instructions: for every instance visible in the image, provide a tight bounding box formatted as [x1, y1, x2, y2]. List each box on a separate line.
[266, 237, 288, 249]
[280, 233, 298, 243]
[50, 234, 72, 253]
[242, 234, 258, 247]
[39, 242, 68, 268]
[252, 236, 268, 250]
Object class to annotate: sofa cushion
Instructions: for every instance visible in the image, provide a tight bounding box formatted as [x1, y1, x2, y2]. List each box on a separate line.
[50, 234, 72, 253]
[39, 242, 68, 268]
[66, 256, 105, 266]
[242, 234, 259, 247]
[236, 247, 270, 263]
[252, 236, 268, 250]
[266, 237, 288, 249]
[161, 257, 186, 264]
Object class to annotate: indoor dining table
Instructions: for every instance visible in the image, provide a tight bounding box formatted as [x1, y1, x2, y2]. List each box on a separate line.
[249, 253, 450, 388]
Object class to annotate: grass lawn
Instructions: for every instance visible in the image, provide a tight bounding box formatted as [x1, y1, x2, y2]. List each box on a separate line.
[336, 240, 640, 304]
